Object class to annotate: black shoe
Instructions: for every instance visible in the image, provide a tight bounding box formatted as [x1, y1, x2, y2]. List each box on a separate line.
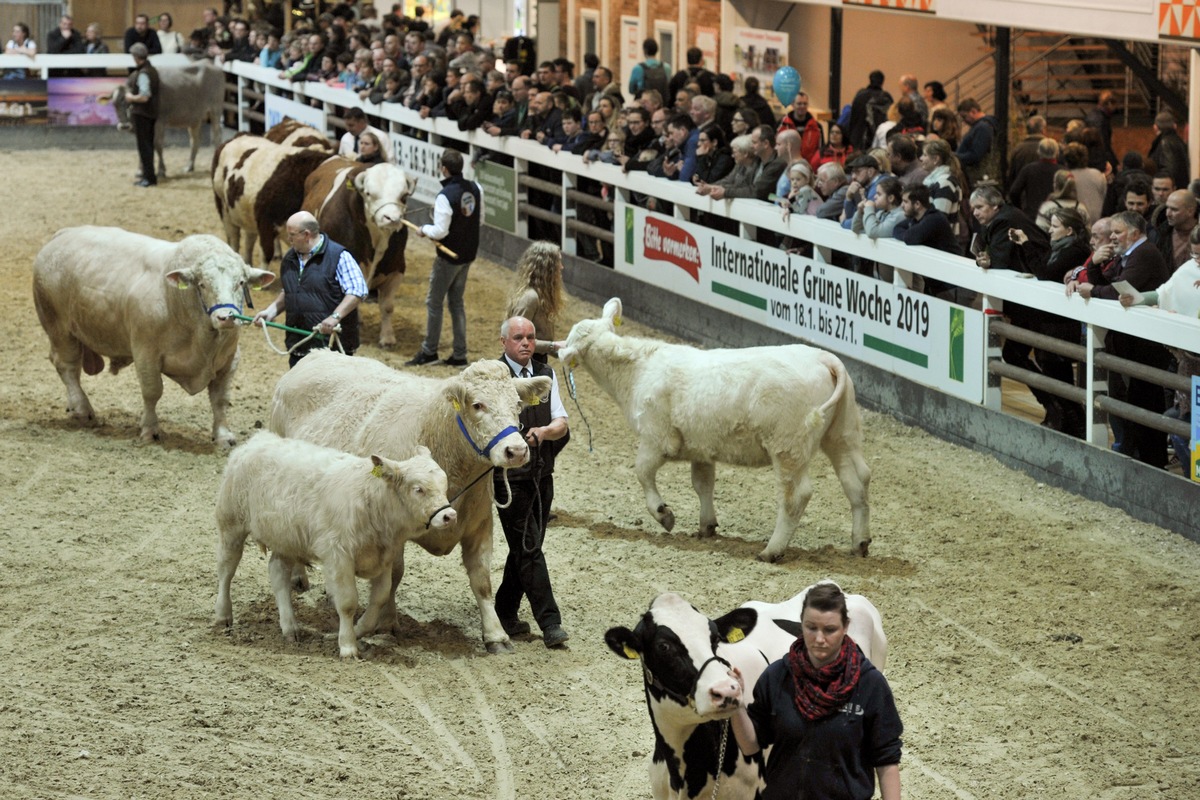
[133, 179, 155, 187]
[442, 356, 468, 367]
[542, 624, 569, 648]
[501, 618, 531, 636]
[405, 351, 438, 366]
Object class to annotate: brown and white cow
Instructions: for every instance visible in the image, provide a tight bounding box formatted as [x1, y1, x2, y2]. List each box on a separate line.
[559, 298, 872, 562]
[111, 62, 225, 177]
[215, 431, 456, 659]
[32, 226, 275, 448]
[263, 118, 336, 152]
[606, 583, 887, 800]
[269, 351, 549, 653]
[302, 156, 417, 346]
[211, 134, 331, 267]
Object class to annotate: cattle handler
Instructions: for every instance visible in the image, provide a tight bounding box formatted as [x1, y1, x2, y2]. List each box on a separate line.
[494, 316, 571, 648]
[253, 211, 367, 367]
[126, 43, 158, 187]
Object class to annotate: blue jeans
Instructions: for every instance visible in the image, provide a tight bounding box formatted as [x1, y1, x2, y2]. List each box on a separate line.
[420, 256, 471, 359]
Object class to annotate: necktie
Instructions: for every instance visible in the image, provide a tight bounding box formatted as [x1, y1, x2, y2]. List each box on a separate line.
[520, 368, 530, 378]
[353, 135, 360, 153]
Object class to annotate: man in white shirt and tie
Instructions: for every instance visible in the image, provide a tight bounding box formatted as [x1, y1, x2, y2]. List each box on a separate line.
[493, 316, 571, 648]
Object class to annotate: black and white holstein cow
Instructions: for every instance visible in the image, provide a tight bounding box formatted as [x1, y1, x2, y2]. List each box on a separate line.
[559, 298, 871, 561]
[606, 584, 886, 800]
[32, 227, 275, 447]
[302, 156, 417, 347]
[110, 62, 225, 177]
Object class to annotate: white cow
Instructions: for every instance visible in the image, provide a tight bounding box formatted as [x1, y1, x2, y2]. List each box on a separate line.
[269, 351, 551, 653]
[32, 227, 275, 448]
[606, 583, 886, 800]
[559, 298, 871, 562]
[111, 62, 225, 177]
[215, 431, 457, 659]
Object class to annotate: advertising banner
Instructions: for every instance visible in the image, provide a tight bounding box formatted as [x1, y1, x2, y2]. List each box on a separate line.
[731, 27, 789, 101]
[0, 79, 47, 126]
[47, 77, 124, 126]
[392, 135, 446, 208]
[475, 158, 517, 233]
[615, 201, 985, 402]
[264, 93, 327, 132]
[620, 16, 643, 96]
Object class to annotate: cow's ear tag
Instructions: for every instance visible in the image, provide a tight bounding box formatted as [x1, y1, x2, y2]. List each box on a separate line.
[451, 399, 461, 412]
[726, 627, 745, 644]
[623, 644, 640, 660]
[568, 357, 578, 369]
[176, 282, 188, 290]
[613, 315, 622, 326]
[345, 177, 354, 189]
[371, 464, 385, 478]
[527, 394, 540, 405]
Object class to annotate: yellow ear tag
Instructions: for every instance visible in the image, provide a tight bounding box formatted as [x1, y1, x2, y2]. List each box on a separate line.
[345, 177, 354, 189]
[568, 357, 578, 369]
[613, 315, 622, 326]
[177, 282, 188, 290]
[528, 394, 540, 405]
[623, 644, 640, 660]
[451, 399, 461, 412]
[726, 627, 745, 644]
[371, 464, 384, 478]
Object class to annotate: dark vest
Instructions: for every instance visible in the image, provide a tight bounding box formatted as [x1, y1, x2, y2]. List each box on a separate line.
[127, 62, 159, 120]
[438, 175, 481, 265]
[493, 358, 566, 482]
[280, 236, 360, 354]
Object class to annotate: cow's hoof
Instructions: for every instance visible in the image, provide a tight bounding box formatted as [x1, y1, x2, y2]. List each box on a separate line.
[698, 523, 718, 538]
[212, 617, 232, 630]
[755, 549, 782, 564]
[857, 541, 870, 558]
[485, 639, 515, 655]
[657, 505, 675, 532]
[378, 339, 396, 349]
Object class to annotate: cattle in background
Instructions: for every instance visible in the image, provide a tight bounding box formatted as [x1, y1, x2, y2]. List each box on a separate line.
[559, 298, 872, 562]
[110, 62, 225, 177]
[215, 431, 456, 659]
[264, 118, 336, 152]
[302, 157, 417, 347]
[606, 584, 887, 800]
[32, 226, 275, 448]
[211, 135, 331, 267]
[269, 351, 550, 653]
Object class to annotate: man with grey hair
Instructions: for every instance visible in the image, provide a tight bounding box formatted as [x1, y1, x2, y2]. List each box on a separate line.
[125, 43, 158, 187]
[898, 73, 928, 128]
[1007, 115, 1048, 185]
[811, 162, 850, 221]
[1008, 137, 1061, 221]
[970, 184, 1047, 272]
[1149, 111, 1190, 192]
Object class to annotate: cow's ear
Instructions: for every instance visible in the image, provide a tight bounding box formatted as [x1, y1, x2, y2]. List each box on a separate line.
[443, 382, 467, 413]
[515, 376, 551, 407]
[246, 267, 276, 288]
[352, 171, 368, 193]
[369, 454, 399, 480]
[412, 444, 432, 459]
[714, 607, 758, 644]
[602, 297, 623, 329]
[605, 626, 641, 660]
[165, 269, 193, 290]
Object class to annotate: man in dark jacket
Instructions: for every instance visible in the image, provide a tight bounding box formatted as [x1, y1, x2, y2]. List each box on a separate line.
[47, 14, 84, 54]
[123, 14, 162, 54]
[1149, 111, 1190, 194]
[126, 43, 159, 187]
[667, 47, 715, 98]
[847, 70, 892, 152]
[956, 98, 1000, 188]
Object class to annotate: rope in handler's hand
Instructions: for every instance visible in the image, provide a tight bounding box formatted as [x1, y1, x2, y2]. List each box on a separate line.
[563, 365, 593, 453]
[232, 313, 345, 357]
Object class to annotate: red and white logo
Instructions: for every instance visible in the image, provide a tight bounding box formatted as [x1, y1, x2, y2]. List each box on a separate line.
[643, 217, 701, 282]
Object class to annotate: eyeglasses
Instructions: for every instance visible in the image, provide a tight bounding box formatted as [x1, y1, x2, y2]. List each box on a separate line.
[732, 116, 744, 123]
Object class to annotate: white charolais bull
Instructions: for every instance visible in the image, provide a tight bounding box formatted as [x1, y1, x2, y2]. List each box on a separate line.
[559, 298, 871, 562]
[215, 431, 456, 660]
[606, 583, 886, 800]
[110, 62, 225, 177]
[32, 226, 275, 448]
[269, 351, 551, 653]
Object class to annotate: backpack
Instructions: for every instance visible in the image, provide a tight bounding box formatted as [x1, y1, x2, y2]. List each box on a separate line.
[863, 91, 893, 147]
[639, 60, 669, 99]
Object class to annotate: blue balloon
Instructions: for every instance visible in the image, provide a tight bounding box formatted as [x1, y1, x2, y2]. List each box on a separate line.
[772, 66, 801, 107]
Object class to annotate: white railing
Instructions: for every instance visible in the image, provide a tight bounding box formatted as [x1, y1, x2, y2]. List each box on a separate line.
[0, 53, 194, 77]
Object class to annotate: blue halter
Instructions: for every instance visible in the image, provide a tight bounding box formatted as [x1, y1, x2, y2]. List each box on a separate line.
[456, 416, 520, 458]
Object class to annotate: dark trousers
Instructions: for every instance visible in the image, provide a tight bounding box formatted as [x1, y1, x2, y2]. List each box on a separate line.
[1120, 376, 1168, 468]
[494, 475, 561, 628]
[133, 114, 156, 184]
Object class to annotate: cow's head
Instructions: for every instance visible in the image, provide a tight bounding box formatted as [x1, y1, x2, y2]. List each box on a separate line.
[352, 163, 417, 231]
[106, 86, 132, 131]
[606, 593, 759, 720]
[164, 234, 275, 330]
[371, 445, 458, 530]
[557, 297, 623, 368]
[441, 361, 549, 468]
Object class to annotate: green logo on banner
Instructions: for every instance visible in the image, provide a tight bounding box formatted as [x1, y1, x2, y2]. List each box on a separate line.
[948, 307, 965, 382]
[625, 207, 634, 265]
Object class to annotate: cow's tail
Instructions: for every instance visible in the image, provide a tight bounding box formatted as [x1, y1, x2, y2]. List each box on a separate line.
[803, 355, 849, 434]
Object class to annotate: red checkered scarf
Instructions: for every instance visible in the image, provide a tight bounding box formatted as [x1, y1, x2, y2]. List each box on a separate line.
[787, 633, 863, 721]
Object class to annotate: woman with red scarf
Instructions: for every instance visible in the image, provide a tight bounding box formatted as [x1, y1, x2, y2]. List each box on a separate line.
[731, 583, 902, 800]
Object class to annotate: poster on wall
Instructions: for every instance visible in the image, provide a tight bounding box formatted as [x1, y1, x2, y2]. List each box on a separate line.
[695, 27, 718, 74]
[0, 79, 48, 126]
[264, 93, 327, 132]
[730, 27, 789, 103]
[1159, 0, 1200, 39]
[842, 0, 935, 12]
[620, 15, 642, 95]
[613, 199, 984, 403]
[47, 77, 125, 126]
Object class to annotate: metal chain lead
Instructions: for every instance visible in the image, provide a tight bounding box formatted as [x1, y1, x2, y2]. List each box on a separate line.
[711, 718, 730, 800]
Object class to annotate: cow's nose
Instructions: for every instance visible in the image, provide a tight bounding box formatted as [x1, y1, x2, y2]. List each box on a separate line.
[504, 441, 529, 465]
[439, 508, 458, 526]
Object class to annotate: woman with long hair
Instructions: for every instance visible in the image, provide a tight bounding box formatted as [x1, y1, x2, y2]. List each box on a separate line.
[1035, 170, 1088, 232]
[920, 138, 965, 227]
[731, 583, 903, 800]
[927, 107, 961, 151]
[813, 122, 852, 169]
[4, 23, 36, 79]
[156, 12, 185, 54]
[730, 106, 758, 139]
[506, 241, 566, 363]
